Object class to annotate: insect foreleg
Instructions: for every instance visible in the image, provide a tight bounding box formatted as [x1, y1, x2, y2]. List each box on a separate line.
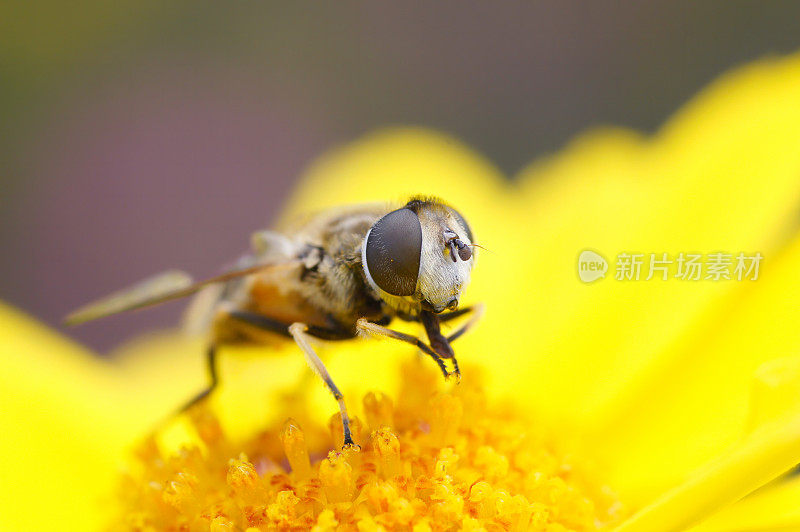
[444, 302, 484, 343]
[288, 322, 359, 450]
[436, 306, 474, 323]
[355, 318, 451, 380]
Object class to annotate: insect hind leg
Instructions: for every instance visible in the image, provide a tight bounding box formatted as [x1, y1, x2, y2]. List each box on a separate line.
[178, 344, 218, 412]
[177, 306, 291, 415]
[289, 322, 359, 450]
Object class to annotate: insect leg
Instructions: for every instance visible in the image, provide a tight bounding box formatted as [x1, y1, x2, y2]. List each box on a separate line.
[355, 318, 450, 379]
[445, 302, 484, 343]
[418, 312, 460, 381]
[177, 310, 352, 415]
[228, 310, 293, 337]
[451, 355, 460, 376]
[436, 306, 474, 323]
[288, 322, 359, 450]
[179, 344, 218, 412]
[228, 310, 354, 340]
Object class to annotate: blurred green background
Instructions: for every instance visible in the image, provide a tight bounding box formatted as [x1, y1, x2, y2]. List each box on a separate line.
[2, 1, 800, 351]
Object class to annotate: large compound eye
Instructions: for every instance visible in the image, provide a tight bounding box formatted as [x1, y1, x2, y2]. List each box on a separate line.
[364, 208, 422, 296]
[450, 207, 473, 242]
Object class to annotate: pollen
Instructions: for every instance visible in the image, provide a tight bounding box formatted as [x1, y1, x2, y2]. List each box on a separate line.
[115, 361, 625, 530]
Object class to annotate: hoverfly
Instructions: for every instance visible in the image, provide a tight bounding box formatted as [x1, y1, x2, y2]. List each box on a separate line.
[66, 197, 482, 448]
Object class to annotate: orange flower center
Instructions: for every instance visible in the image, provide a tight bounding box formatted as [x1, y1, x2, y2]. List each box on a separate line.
[117, 361, 625, 531]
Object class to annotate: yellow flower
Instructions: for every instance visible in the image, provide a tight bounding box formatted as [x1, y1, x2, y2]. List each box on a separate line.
[3, 51, 800, 531]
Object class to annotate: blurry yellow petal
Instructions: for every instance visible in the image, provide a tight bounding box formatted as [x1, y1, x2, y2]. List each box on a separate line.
[499, 54, 800, 502]
[749, 356, 800, 429]
[598, 51, 800, 408]
[592, 232, 800, 505]
[615, 353, 800, 532]
[281, 127, 510, 222]
[685, 356, 800, 532]
[508, 52, 800, 427]
[614, 414, 800, 532]
[0, 303, 131, 530]
[688, 475, 800, 532]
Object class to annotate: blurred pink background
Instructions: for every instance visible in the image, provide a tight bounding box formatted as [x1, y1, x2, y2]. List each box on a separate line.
[2, 1, 799, 351]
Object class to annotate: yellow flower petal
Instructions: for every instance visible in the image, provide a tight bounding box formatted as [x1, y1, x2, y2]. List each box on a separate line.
[281, 127, 510, 225]
[615, 353, 800, 532]
[684, 355, 800, 532]
[592, 233, 800, 504]
[508, 52, 800, 434]
[749, 355, 800, 430]
[0, 303, 131, 530]
[687, 475, 800, 532]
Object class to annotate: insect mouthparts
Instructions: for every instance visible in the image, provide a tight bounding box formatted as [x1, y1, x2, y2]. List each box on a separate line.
[421, 299, 439, 313]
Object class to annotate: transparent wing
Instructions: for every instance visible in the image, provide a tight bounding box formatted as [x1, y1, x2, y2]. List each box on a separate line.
[63, 262, 277, 326]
